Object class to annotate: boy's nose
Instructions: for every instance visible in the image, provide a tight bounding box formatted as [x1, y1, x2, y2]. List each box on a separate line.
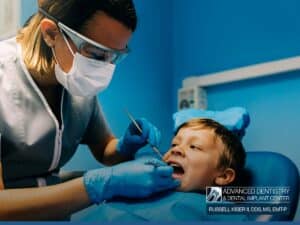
[171, 146, 185, 157]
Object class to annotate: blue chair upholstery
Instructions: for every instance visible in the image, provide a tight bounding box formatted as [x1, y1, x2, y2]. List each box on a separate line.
[244, 151, 300, 221]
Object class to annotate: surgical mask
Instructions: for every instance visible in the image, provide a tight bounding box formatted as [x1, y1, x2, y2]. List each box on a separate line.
[52, 33, 116, 97]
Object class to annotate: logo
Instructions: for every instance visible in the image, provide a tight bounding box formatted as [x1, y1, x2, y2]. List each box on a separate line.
[206, 187, 222, 202]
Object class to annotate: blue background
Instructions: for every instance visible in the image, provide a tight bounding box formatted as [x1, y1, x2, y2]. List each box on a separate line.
[20, 0, 300, 221]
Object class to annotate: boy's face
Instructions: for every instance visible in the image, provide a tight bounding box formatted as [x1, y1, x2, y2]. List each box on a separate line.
[164, 127, 225, 192]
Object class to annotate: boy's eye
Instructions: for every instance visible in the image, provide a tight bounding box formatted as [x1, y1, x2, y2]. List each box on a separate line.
[171, 143, 178, 148]
[190, 145, 202, 151]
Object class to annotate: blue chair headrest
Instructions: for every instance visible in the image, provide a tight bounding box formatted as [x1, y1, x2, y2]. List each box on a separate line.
[173, 107, 250, 139]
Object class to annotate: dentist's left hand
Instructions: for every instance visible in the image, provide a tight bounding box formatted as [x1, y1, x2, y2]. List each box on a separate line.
[83, 157, 180, 204]
[116, 118, 161, 158]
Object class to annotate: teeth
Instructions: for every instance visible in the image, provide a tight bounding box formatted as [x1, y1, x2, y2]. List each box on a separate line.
[169, 163, 181, 168]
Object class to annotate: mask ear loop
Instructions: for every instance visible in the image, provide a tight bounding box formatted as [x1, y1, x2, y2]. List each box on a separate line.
[60, 29, 76, 57]
[51, 47, 59, 64]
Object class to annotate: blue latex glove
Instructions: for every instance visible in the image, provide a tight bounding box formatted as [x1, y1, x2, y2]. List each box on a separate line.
[173, 107, 250, 139]
[83, 157, 180, 204]
[116, 118, 161, 157]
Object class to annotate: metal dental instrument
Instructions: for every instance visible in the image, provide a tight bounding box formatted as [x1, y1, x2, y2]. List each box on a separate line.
[125, 110, 164, 159]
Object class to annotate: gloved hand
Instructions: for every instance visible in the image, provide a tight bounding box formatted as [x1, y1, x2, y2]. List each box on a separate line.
[83, 157, 180, 204]
[116, 118, 161, 158]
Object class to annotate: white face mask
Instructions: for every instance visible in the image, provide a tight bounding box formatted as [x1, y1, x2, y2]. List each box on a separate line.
[53, 34, 116, 97]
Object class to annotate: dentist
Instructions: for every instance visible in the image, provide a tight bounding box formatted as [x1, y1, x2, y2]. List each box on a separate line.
[0, 0, 178, 220]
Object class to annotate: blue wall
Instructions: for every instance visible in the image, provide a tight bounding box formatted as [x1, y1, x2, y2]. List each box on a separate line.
[20, 0, 37, 25]
[173, 0, 300, 172]
[172, 0, 300, 94]
[173, 0, 300, 220]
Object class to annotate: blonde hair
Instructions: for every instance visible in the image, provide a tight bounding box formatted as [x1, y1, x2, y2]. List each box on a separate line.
[17, 13, 55, 78]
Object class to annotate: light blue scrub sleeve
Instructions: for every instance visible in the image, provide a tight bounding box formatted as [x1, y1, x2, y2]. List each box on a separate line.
[80, 97, 112, 145]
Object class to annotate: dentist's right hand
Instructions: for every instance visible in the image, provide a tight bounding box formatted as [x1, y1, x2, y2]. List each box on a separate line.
[83, 157, 180, 204]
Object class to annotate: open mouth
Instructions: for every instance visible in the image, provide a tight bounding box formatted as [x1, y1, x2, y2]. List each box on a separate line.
[168, 162, 185, 179]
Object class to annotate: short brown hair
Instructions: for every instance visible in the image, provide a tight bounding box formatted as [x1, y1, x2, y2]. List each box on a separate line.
[175, 118, 246, 181]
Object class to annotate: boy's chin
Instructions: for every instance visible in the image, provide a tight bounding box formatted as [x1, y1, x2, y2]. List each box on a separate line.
[175, 183, 186, 192]
[175, 186, 183, 191]
[175, 184, 206, 193]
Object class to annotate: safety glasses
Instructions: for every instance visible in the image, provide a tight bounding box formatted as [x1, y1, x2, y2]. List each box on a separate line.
[58, 23, 129, 64]
[39, 8, 129, 64]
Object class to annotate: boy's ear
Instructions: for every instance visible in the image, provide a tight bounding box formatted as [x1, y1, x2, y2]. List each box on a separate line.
[214, 168, 236, 186]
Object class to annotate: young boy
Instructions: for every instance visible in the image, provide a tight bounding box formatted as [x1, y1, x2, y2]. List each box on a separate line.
[164, 118, 246, 192]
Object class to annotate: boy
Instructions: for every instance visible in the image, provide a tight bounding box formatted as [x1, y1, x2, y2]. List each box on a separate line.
[164, 118, 246, 192]
[78, 118, 248, 221]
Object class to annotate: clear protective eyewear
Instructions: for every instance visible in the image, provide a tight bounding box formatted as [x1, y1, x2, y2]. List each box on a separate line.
[39, 8, 129, 64]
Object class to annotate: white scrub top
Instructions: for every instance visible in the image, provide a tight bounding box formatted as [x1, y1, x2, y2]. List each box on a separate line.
[0, 38, 112, 188]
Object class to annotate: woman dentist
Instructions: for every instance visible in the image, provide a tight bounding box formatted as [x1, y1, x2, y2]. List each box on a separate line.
[0, 0, 179, 220]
